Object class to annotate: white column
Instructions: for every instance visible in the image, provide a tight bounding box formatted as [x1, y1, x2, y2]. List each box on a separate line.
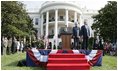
[74, 11, 77, 23]
[41, 14, 44, 37]
[45, 11, 49, 49]
[80, 14, 82, 27]
[54, 9, 58, 50]
[37, 29, 40, 40]
[65, 9, 69, 27]
[23, 36, 26, 44]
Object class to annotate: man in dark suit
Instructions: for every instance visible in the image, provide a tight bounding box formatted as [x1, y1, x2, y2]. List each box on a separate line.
[81, 19, 90, 50]
[72, 22, 80, 49]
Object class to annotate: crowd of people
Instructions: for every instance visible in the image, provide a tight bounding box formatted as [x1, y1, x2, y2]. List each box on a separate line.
[103, 41, 117, 56]
[1, 37, 25, 55]
[92, 37, 117, 56]
[1, 36, 45, 56]
[1, 19, 117, 56]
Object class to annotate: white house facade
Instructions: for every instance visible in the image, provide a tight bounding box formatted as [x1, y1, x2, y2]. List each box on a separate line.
[28, 1, 98, 49]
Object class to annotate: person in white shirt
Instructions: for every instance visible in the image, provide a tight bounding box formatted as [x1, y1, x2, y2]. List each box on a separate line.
[17, 40, 20, 53]
[20, 41, 24, 52]
[3, 37, 8, 55]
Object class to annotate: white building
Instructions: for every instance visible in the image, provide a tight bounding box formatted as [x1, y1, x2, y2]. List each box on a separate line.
[28, 1, 98, 49]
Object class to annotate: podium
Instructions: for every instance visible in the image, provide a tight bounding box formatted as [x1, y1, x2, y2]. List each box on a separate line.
[61, 33, 72, 50]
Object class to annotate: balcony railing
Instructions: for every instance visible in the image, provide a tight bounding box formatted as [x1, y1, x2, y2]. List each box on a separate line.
[48, 34, 61, 38]
[43, 16, 75, 24]
[43, 15, 80, 24]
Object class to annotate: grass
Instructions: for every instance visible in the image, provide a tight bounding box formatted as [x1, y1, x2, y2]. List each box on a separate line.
[1, 52, 44, 70]
[91, 55, 117, 70]
[1, 52, 117, 70]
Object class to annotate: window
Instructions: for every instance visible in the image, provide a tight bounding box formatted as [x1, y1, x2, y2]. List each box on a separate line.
[35, 18, 39, 25]
[60, 16, 64, 21]
[52, 30, 54, 34]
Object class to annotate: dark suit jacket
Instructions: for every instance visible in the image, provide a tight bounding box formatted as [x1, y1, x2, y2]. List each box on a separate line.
[73, 26, 80, 37]
[80, 25, 90, 37]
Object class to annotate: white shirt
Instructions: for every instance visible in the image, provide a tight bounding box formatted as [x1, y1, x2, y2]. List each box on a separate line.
[77, 28, 79, 36]
[85, 25, 90, 37]
[17, 41, 20, 49]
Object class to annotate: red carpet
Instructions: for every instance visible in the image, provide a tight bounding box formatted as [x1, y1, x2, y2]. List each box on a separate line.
[47, 53, 91, 70]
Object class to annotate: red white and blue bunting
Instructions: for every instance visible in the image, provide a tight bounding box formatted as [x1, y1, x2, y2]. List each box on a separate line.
[26, 48, 103, 66]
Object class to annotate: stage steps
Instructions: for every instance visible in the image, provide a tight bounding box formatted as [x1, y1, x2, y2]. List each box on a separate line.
[47, 53, 91, 70]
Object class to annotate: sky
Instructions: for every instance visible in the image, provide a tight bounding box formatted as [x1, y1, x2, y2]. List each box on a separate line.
[22, 0, 108, 12]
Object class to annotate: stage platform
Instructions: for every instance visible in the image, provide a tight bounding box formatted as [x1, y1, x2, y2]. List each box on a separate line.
[26, 48, 103, 70]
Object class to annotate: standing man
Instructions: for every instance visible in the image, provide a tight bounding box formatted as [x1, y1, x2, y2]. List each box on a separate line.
[81, 19, 90, 50]
[20, 41, 24, 53]
[3, 37, 8, 55]
[7, 37, 12, 55]
[17, 39, 20, 53]
[12, 37, 17, 54]
[1, 36, 4, 55]
[72, 22, 80, 49]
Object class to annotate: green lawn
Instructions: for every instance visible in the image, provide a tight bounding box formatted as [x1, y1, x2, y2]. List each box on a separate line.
[91, 55, 117, 70]
[1, 52, 44, 70]
[1, 52, 117, 70]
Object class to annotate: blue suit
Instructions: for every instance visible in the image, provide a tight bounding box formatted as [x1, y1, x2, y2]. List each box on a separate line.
[81, 25, 90, 50]
[73, 26, 80, 49]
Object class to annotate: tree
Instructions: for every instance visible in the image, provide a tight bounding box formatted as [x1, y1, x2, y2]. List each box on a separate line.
[1, 1, 34, 37]
[91, 1, 117, 42]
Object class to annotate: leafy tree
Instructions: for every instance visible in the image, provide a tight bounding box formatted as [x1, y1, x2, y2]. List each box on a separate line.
[1, 1, 34, 37]
[91, 1, 117, 42]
